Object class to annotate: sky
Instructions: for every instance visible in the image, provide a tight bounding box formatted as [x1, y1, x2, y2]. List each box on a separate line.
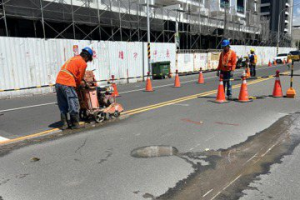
[293, 0, 300, 26]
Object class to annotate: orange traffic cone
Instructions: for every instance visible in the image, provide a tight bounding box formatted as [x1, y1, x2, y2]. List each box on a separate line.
[215, 75, 227, 103]
[246, 67, 251, 79]
[238, 71, 251, 102]
[111, 75, 120, 97]
[273, 59, 277, 66]
[174, 70, 181, 88]
[272, 70, 283, 98]
[145, 72, 154, 92]
[268, 60, 272, 67]
[198, 68, 205, 84]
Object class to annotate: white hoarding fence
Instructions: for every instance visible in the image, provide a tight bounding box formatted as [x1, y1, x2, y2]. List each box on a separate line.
[0, 37, 176, 99]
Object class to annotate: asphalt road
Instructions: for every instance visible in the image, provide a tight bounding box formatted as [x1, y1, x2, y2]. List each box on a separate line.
[1, 64, 300, 200]
[0, 64, 293, 139]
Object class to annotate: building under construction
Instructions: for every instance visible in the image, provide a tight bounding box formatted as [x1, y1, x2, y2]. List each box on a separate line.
[0, 0, 292, 49]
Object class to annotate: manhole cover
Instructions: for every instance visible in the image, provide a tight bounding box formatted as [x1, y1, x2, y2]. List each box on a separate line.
[131, 146, 179, 158]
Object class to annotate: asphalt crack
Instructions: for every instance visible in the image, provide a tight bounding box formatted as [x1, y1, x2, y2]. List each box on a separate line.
[75, 137, 88, 155]
[98, 148, 113, 165]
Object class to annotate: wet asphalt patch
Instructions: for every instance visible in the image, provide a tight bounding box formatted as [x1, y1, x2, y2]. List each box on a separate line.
[132, 113, 300, 200]
[131, 146, 179, 158]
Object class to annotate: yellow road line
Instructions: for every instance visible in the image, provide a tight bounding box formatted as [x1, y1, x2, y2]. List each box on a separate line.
[0, 75, 275, 146]
[124, 76, 273, 116]
[0, 128, 60, 145]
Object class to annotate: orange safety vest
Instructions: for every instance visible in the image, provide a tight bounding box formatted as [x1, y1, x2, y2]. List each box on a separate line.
[218, 49, 237, 71]
[56, 56, 87, 87]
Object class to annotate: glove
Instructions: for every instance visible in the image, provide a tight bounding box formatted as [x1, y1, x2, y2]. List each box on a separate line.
[216, 71, 220, 77]
[230, 71, 234, 78]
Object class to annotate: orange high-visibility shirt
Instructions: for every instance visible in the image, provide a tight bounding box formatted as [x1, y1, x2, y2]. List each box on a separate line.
[56, 56, 87, 87]
[217, 49, 237, 71]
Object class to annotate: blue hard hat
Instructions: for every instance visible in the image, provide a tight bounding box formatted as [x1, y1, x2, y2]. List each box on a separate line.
[82, 47, 93, 57]
[221, 39, 230, 47]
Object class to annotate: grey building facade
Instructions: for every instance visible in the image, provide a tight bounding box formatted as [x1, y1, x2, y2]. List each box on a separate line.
[260, 0, 293, 46]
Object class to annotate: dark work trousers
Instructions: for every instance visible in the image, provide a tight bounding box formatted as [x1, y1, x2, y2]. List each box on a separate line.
[250, 64, 256, 77]
[55, 83, 80, 116]
[221, 71, 232, 97]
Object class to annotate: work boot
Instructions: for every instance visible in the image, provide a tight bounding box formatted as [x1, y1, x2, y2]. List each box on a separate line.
[227, 95, 233, 101]
[70, 114, 83, 129]
[60, 114, 69, 130]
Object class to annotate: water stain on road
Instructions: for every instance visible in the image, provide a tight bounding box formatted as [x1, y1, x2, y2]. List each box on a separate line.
[132, 113, 300, 200]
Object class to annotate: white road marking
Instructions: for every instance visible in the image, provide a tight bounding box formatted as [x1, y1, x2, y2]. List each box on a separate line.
[0, 136, 9, 142]
[203, 189, 213, 197]
[210, 191, 221, 200]
[172, 103, 190, 107]
[117, 65, 276, 94]
[222, 175, 242, 191]
[261, 143, 277, 157]
[210, 175, 241, 200]
[0, 102, 56, 113]
[243, 153, 258, 166]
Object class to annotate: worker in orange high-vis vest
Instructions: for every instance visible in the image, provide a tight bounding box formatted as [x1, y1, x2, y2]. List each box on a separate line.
[55, 47, 93, 130]
[216, 39, 237, 100]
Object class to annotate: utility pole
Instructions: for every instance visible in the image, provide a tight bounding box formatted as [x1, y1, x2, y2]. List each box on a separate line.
[147, 0, 151, 74]
[223, 1, 227, 41]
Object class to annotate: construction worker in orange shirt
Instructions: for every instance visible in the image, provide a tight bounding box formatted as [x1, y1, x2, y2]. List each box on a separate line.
[216, 39, 237, 100]
[55, 47, 93, 130]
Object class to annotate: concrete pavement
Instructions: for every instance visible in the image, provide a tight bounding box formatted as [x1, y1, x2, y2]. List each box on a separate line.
[0, 64, 300, 199]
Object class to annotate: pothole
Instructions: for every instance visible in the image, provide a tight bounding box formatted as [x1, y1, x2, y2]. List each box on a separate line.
[131, 145, 179, 158]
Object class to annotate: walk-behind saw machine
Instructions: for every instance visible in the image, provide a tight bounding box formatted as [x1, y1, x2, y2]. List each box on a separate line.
[77, 70, 124, 123]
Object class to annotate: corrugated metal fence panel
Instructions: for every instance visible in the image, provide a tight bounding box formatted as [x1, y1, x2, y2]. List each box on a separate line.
[231, 45, 297, 66]
[127, 42, 144, 83]
[193, 53, 208, 71]
[94, 41, 111, 84]
[145, 43, 176, 74]
[1, 37, 296, 99]
[108, 41, 128, 84]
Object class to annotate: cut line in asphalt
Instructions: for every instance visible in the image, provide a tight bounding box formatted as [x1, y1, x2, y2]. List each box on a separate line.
[0, 65, 280, 113]
[0, 73, 278, 146]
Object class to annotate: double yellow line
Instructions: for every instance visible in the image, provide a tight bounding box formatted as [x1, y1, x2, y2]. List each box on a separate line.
[0, 75, 277, 146]
[123, 76, 274, 116]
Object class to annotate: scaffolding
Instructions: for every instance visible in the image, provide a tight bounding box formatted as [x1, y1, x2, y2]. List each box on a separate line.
[0, 0, 291, 48]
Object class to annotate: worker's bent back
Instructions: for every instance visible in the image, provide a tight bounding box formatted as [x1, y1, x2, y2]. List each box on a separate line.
[56, 56, 87, 88]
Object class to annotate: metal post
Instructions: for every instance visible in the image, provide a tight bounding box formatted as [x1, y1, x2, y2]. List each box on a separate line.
[71, 0, 76, 39]
[119, 0, 122, 41]
[33, 21, 37, 38]
[277, 9, 284, 55]
[223, 2, 227, 41]
[97, 0, 101, 40]
[147, 0, 151, 73]
[39, 0, 46, 39]
[199, 0, 201, 49]
[290, 60, 294, 88]
[2, 0, 8, 36]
